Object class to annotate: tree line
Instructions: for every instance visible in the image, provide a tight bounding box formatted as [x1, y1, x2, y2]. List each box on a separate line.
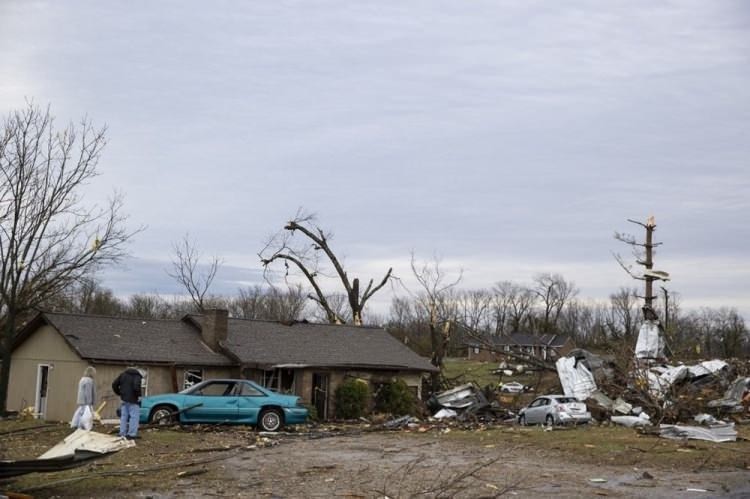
[41, 271, 749, 362]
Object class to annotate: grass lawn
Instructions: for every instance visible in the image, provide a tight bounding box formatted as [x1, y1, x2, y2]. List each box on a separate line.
[432, 423, 750, 471]
[442, 357, 560, 393]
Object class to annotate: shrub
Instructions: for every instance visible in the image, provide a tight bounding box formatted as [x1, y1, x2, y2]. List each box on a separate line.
[334, 378, 370, 419]
[375, 379, 416, 416]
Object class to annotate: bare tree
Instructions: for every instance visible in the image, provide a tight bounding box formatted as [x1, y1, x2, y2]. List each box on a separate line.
[167, 234, 221, 312]
[229, 284, 307, 322]
[126, 293, 172, 319]
[259, 210, 393, 325]
[409, 253, 462, 392]
[491, 281, 535, 334]
[607, 287, 640, 341]
[531, 273, 578, 333]
[0, 103, 137, 413]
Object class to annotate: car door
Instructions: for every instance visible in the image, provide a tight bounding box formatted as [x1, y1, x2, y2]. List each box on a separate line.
[526, 397, 549, 424]
[237, 381, 269, 424]
[182, 380, 240, 423]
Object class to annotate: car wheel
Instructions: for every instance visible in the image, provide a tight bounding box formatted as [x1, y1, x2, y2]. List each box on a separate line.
[518, 414, 527, 426]
[259, 408, 283, 432]
[150, 405, 176, 425]
[545, 414, 555, 427]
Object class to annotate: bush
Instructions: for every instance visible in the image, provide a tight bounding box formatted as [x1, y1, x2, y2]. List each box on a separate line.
[375, 379, 416, 416]
[303, 403, 319, 422]
[334, 378, 370, 419]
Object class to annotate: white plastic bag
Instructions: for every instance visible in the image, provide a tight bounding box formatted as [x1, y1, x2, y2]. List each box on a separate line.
[71, 405, 94, 431]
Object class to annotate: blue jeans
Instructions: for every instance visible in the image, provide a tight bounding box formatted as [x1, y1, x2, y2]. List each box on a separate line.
[119, 402, 140, 437]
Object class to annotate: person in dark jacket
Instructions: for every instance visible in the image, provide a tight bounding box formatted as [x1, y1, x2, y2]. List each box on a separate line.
[112, 367, 143, 439]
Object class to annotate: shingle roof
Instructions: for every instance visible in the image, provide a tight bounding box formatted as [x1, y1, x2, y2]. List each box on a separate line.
[34, 312, 233, 366]
[217, 318, 437, 372]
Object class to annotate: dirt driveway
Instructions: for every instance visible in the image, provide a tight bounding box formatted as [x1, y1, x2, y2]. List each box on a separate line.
[4, 422, 750, 498]
[160, 431, 750, 498]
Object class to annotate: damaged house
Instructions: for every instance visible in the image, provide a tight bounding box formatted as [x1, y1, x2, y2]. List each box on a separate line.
[6, 309, 436, 422]
[467, 333, 574, 363]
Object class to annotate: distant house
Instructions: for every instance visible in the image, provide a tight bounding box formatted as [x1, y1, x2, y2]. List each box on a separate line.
[6, 310, 436, 422]
[467, 333, 574, 363]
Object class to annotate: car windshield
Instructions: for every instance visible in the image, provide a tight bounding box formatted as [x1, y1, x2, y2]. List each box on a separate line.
[554, 397, 579, 404]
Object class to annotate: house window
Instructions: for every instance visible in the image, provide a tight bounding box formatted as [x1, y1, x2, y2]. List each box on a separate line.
[183, 369, 203, 390]
[261, 368, 295, 393]
[473, 347, 480, 354]
[262, 370, 278, 389]
[139, 368, 149, 397]
[504, 345, 510, 352]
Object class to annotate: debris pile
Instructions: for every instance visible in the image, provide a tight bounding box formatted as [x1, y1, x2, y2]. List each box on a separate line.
[427, 383, 512, 423]
[552, 320, 747, 441]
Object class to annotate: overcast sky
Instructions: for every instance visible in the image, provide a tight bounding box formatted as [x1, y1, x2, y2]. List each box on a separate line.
[1, 1, 748, 318]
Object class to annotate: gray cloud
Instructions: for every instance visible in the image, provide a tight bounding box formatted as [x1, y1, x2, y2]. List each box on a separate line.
[1, 0, 748, 317]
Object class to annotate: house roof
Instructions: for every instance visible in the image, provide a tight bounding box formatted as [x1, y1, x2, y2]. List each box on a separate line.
[18, 312, 233, 366]
[214, 317, 438, 372]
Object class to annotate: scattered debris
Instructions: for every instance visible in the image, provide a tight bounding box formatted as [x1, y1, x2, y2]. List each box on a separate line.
[428, 383, 512, 423]
[708, 377, 750, 414]
[433, 408, 457, 419]
[611, 414, 651, 428]
[660, 422, 737, 443]
[0, 429, 135, 479]
[635, 320, 666, 359]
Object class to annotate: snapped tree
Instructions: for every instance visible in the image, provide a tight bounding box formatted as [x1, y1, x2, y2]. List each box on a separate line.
[614, 216, 671, 319]
[409, 253, 462, 392]
[259, 211, 393, 325]
[0, 103, 137, 414]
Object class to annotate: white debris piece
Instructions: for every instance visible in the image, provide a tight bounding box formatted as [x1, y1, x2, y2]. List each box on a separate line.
[611, 413, 652, 428]
[433, 408, 458, 419]
[660, 423, 737, 443]
[39, 429, 135, 459]
[556, 356, 597, 400]
[687, 360, 728, 378]
[635, 320, 665, 359]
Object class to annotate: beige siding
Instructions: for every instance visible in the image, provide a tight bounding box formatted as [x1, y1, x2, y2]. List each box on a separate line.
[7, 324, 236, 421]
[8, 324, 87, 422]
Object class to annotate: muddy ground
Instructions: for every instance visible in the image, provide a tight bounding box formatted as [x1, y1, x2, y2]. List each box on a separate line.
[162, 432, 750, 498]
[3, 422, 750, 498]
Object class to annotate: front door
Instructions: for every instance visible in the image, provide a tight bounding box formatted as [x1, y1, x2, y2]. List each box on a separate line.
[35, 364, 50, 419]
[312, 373, 329, 420]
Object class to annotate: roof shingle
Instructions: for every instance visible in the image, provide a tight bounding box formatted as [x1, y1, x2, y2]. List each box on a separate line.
[40, 312, 233, 366]
[218, 318, 437, 372]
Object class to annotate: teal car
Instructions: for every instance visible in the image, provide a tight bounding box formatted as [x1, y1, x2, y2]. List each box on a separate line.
[138, 379, 308, 431]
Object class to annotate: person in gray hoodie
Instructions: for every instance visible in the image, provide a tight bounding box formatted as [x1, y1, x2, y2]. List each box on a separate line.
[71, 366, 96, 429]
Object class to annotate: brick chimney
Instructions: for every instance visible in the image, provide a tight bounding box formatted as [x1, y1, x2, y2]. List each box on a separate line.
[201, 309, 228, 351]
